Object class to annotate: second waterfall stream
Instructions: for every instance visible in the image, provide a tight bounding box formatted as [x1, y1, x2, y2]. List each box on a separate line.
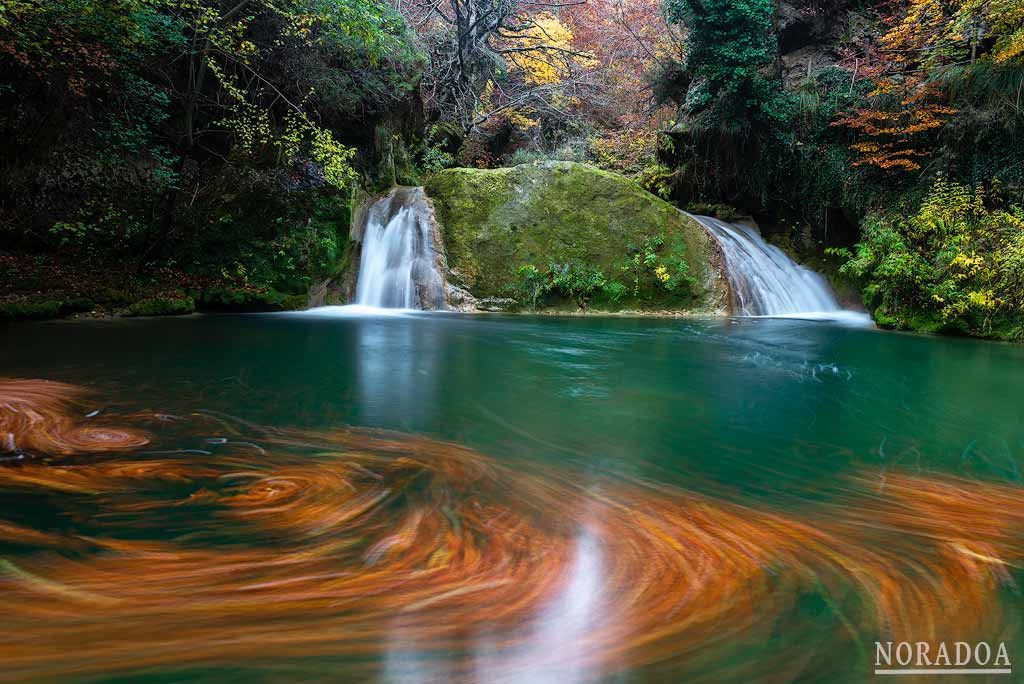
[690, 214, 869, 323]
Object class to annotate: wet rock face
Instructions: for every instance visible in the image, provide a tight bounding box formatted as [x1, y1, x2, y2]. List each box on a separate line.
[776, 0, 849, 52]
[476, 297, 517, 312]
[775, 0, 852, 86]
[443, 267, 478, 312]
[312, 187, 453, 310]
[445, 283, 478, 312]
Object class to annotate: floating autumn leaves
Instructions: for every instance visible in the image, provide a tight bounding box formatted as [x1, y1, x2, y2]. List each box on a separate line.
[0, 378, 1020, 682]
[0, 379, 149, 457]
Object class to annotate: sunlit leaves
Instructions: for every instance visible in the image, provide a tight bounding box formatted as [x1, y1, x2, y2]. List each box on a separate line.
[945, 0, 1024, 63]
[502, 12, 591, 86]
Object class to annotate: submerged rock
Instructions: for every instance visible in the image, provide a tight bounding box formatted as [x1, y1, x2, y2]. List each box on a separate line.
[476, 297, 517, 312]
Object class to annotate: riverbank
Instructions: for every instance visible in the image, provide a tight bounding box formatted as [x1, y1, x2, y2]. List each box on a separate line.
[0, 252, 308, 321]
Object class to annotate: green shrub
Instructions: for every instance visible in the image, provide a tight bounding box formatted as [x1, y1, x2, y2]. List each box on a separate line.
[126, 297, 195, 317]
[420, 145, 455, 174]
[548, 261, 607, 310]
[0, 299, 63, 320]
[839, 178, 1024, 338]
[509, 233, 698, 311]
[512, 264, 550, 309]
[601, 280, 628, 303]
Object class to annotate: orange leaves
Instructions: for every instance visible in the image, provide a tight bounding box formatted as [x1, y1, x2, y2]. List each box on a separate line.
[848, 142, 929, 171]
[833, 81, 956, 171]
[833, 0, 967, 173]
[0, 379, 149, 456]
[3, 380, 1024, 679]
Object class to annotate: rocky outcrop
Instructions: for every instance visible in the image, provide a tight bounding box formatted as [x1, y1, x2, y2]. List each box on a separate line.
[419, 192, 478, 312]
[775, 0, 855, 86]
[313, 187, 476, 311]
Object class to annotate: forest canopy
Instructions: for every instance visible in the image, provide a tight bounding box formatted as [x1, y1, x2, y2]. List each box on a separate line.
[1, 0, 1023, 337]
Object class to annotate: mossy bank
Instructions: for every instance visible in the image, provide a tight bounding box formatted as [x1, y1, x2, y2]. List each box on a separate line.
[424, 162, 725, 312]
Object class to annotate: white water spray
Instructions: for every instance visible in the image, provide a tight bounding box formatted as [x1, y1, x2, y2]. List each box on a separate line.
[691, 214, 867, 323]
[355, 187, 447, 310]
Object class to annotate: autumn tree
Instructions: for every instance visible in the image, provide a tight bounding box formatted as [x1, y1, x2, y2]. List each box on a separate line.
[835, 0, 1024, 172]
[564, 0, 683, 171]
[402, 0, 595, 135]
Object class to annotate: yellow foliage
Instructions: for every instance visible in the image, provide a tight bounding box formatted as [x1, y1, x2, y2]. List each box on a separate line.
[885, 0, 1024, 64]
[915, 178, 986, 231]
[212, 64, 356, 191]
[505, 108, 539, 130]
[504, 12, 595, 85]
[956, 0, 1024, 62]
[967, 289, 1000, 309]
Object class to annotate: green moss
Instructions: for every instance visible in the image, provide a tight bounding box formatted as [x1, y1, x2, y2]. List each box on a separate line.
[0, 298, 63, 320]
[868, 305, 1024, 340]
[195, 287, 306, 312]
[425, 162, 716, 310]
[125, 297, 195, 317]
[914, 310, 1018, 340]
[871, 305, 899, 330]
[685, 202, 746, 222]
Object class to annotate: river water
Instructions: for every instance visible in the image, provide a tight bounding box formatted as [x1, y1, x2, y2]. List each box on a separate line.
[1, 312, 1022, 682]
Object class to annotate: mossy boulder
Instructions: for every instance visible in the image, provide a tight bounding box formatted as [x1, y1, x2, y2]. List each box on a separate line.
[125, 296, 196, 317]
[424, 162, 720, 310]
[0, 297, 96, 320]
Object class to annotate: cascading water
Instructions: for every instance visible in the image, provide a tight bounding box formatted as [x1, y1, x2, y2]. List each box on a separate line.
[691, 214, 868, 323]
[354, 187, 447, 310]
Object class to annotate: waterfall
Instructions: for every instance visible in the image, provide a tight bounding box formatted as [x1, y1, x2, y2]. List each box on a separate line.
[691, 214, 862, 320]
[355, 187, 447, 310]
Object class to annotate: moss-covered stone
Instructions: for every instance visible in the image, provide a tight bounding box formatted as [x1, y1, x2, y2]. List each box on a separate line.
[870, 304, 1023, 341]
[125, 296, 196, 317]
[424, 162, 718, 310]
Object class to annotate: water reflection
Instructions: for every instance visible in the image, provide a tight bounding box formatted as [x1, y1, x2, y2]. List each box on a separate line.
[473, 524, 606, 684]
[355, 315, 443, 428]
